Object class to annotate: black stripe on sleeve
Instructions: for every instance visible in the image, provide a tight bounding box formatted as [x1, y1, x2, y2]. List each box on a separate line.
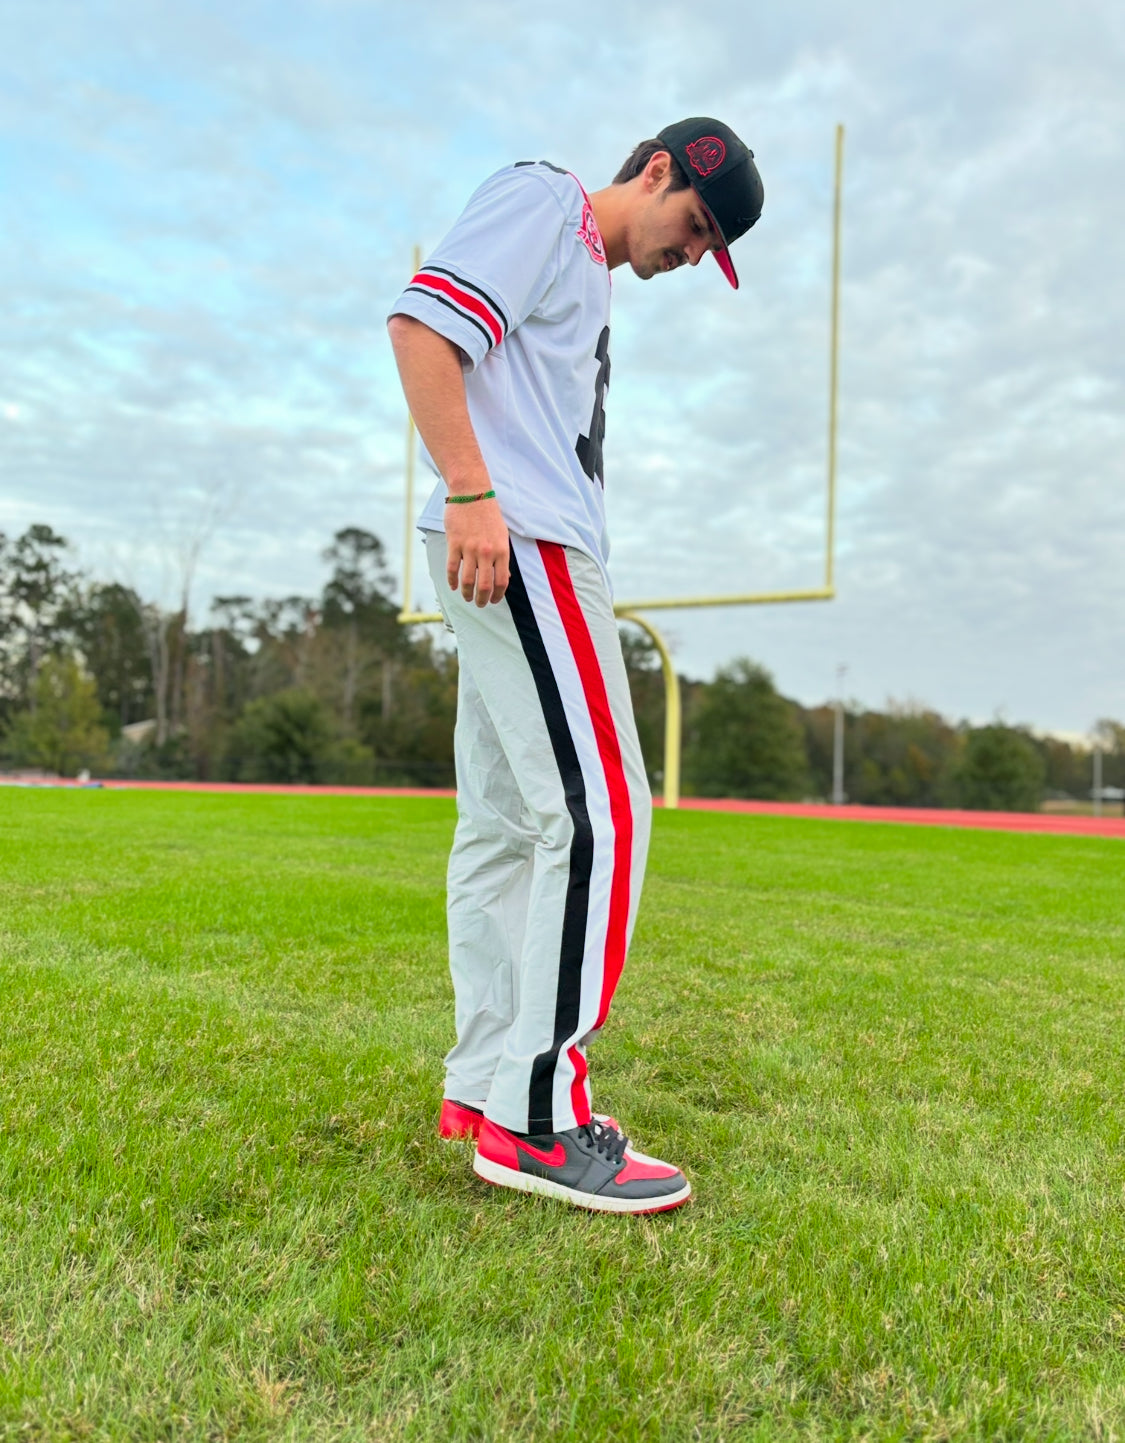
[514, 160, 568, 176]
[421, 266, 510, 335]
[505, 546, 592, 1134]
[403, 286, 495, 351]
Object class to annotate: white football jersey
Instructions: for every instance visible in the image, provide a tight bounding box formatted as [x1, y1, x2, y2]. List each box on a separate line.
[389, 162, 613, 577]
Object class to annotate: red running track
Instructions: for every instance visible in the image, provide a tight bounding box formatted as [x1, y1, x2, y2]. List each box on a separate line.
[671, 798, 1125, 839]
[4, 777, 1123, 839]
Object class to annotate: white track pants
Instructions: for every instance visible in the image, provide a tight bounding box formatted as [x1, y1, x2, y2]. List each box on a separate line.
[425, 531, 652, 1135]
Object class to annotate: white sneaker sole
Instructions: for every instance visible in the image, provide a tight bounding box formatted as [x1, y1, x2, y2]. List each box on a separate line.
[473, 1152, 692, 1214]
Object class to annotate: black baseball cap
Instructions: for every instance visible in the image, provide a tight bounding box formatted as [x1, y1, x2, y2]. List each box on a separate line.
[656, 118, 763, 289]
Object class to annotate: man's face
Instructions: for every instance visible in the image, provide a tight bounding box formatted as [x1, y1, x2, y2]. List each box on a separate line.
[628, 168, 721, 280]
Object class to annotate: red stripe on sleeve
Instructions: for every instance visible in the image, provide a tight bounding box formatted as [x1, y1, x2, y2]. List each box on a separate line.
[411, 272, 504, 348]
[538, 542, 633, 1032]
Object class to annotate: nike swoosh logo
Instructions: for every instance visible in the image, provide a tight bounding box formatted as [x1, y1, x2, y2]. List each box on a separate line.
[515, 1138, 566, 1167]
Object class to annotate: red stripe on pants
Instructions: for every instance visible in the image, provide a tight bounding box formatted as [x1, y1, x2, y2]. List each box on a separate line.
[537, 542, 633, 1038]
[567, 1044, 589, 1125]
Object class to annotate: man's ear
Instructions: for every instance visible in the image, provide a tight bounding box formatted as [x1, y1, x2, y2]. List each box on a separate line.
[642, 150, 672, 194]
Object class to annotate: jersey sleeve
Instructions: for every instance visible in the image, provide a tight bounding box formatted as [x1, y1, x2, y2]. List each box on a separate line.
[388, 167, 569, 370]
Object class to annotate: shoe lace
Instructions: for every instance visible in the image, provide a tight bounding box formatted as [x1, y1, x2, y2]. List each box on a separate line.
[580, 1119, 628, 1164]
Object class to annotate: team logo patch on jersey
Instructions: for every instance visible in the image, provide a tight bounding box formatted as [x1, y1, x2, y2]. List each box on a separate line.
[576, 200, 607, 265]
[686, 136, 726, 177]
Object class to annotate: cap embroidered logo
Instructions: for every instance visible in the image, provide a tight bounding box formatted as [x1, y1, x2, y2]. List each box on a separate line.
[685, 136, 726, 177]
[577, 199, 607, 265]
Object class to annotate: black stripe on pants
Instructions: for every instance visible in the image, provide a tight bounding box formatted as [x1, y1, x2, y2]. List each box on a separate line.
[504, 546, 593, 1133]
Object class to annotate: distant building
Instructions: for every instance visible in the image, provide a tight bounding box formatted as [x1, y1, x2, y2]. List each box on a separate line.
[120, 719, 157, 745]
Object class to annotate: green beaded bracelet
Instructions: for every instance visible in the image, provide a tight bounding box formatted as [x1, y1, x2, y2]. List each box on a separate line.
[445, 490, 496, 504]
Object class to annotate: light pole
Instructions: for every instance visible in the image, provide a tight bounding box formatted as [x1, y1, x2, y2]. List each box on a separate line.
[1093, 737, 1103, 818]
[832, 664, 847, 805]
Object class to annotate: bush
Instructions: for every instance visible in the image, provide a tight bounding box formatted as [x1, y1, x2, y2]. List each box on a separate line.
[683, 658, 809, 800]
[225, 690, 339, 784]
[956, 725, 1045, 812]
[320, 736, 376, 787]
[1, 654, 111, 777]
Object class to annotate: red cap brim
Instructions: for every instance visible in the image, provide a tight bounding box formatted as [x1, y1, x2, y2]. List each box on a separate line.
[714, 247, 739, 289]
[698, 195, 739, 289]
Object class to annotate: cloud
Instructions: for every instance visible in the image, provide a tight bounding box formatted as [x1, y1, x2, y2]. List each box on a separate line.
[0, 0, 1122, 730]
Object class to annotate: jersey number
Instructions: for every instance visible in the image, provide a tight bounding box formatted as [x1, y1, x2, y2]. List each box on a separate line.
[575, 326, 610, 488]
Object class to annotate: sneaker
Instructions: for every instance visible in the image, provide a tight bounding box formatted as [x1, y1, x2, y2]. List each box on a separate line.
[439, 1099, 485, 1139]
[473, 1117, 691, 1214]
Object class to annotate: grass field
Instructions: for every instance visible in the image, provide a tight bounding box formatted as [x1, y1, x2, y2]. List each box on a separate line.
[1, 790, 1124, 1442]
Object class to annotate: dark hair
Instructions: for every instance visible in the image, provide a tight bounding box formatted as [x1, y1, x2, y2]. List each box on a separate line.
[613, 139, 691, 189]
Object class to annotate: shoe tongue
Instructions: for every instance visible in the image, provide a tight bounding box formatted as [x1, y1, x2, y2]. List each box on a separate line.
[590, 1118, 628, 1151]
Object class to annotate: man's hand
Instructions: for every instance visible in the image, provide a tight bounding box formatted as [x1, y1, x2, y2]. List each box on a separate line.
[445, 496, 510, 606]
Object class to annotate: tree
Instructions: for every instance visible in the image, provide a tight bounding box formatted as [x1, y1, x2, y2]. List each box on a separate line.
[0, 525, 82, 719]
[359, 638, 458, 787]
[2, 654, 111, 776]
[320, 527, 406, 729]
[1092, 719, 1125, 790]
[205, 596, 256, 725]
[955, 725, 1045, 812]
[321, 528, 397, 631]
[245, 596, 321, 696]
[803, 703, 961, 807]
[225, 690, 336, 784]
[619, 627, 666, 787]
[683, 658, 809, 799]
[1036, 733, 1091, 800]
[73, 582, 153, 729]
[144, 470, 240, 745]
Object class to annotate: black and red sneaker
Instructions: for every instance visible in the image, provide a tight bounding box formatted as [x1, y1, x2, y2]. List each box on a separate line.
[438, 1100, 485, 1139]
[473, 1117, 691, 1214]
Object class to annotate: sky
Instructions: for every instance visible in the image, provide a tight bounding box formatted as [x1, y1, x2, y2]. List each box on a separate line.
[1, 0, 1122, 733]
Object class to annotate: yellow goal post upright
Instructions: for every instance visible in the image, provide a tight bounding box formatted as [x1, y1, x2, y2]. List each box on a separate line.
[397, 125, 845, 810]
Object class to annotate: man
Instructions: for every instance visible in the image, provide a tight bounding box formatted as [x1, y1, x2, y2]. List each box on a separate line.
[387, 118, 763, 1214]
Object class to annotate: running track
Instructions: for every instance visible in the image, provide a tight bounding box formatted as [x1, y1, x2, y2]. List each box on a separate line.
[4, 777, 1123, 839]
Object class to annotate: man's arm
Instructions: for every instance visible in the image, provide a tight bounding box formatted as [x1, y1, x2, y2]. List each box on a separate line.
[387, 314, 510, 608]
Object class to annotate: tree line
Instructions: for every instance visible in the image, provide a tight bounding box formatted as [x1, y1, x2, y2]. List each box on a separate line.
[2, 522, 1121, 812]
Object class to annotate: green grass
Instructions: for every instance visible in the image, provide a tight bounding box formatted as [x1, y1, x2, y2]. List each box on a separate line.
[1, 790, 1124, 1442]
